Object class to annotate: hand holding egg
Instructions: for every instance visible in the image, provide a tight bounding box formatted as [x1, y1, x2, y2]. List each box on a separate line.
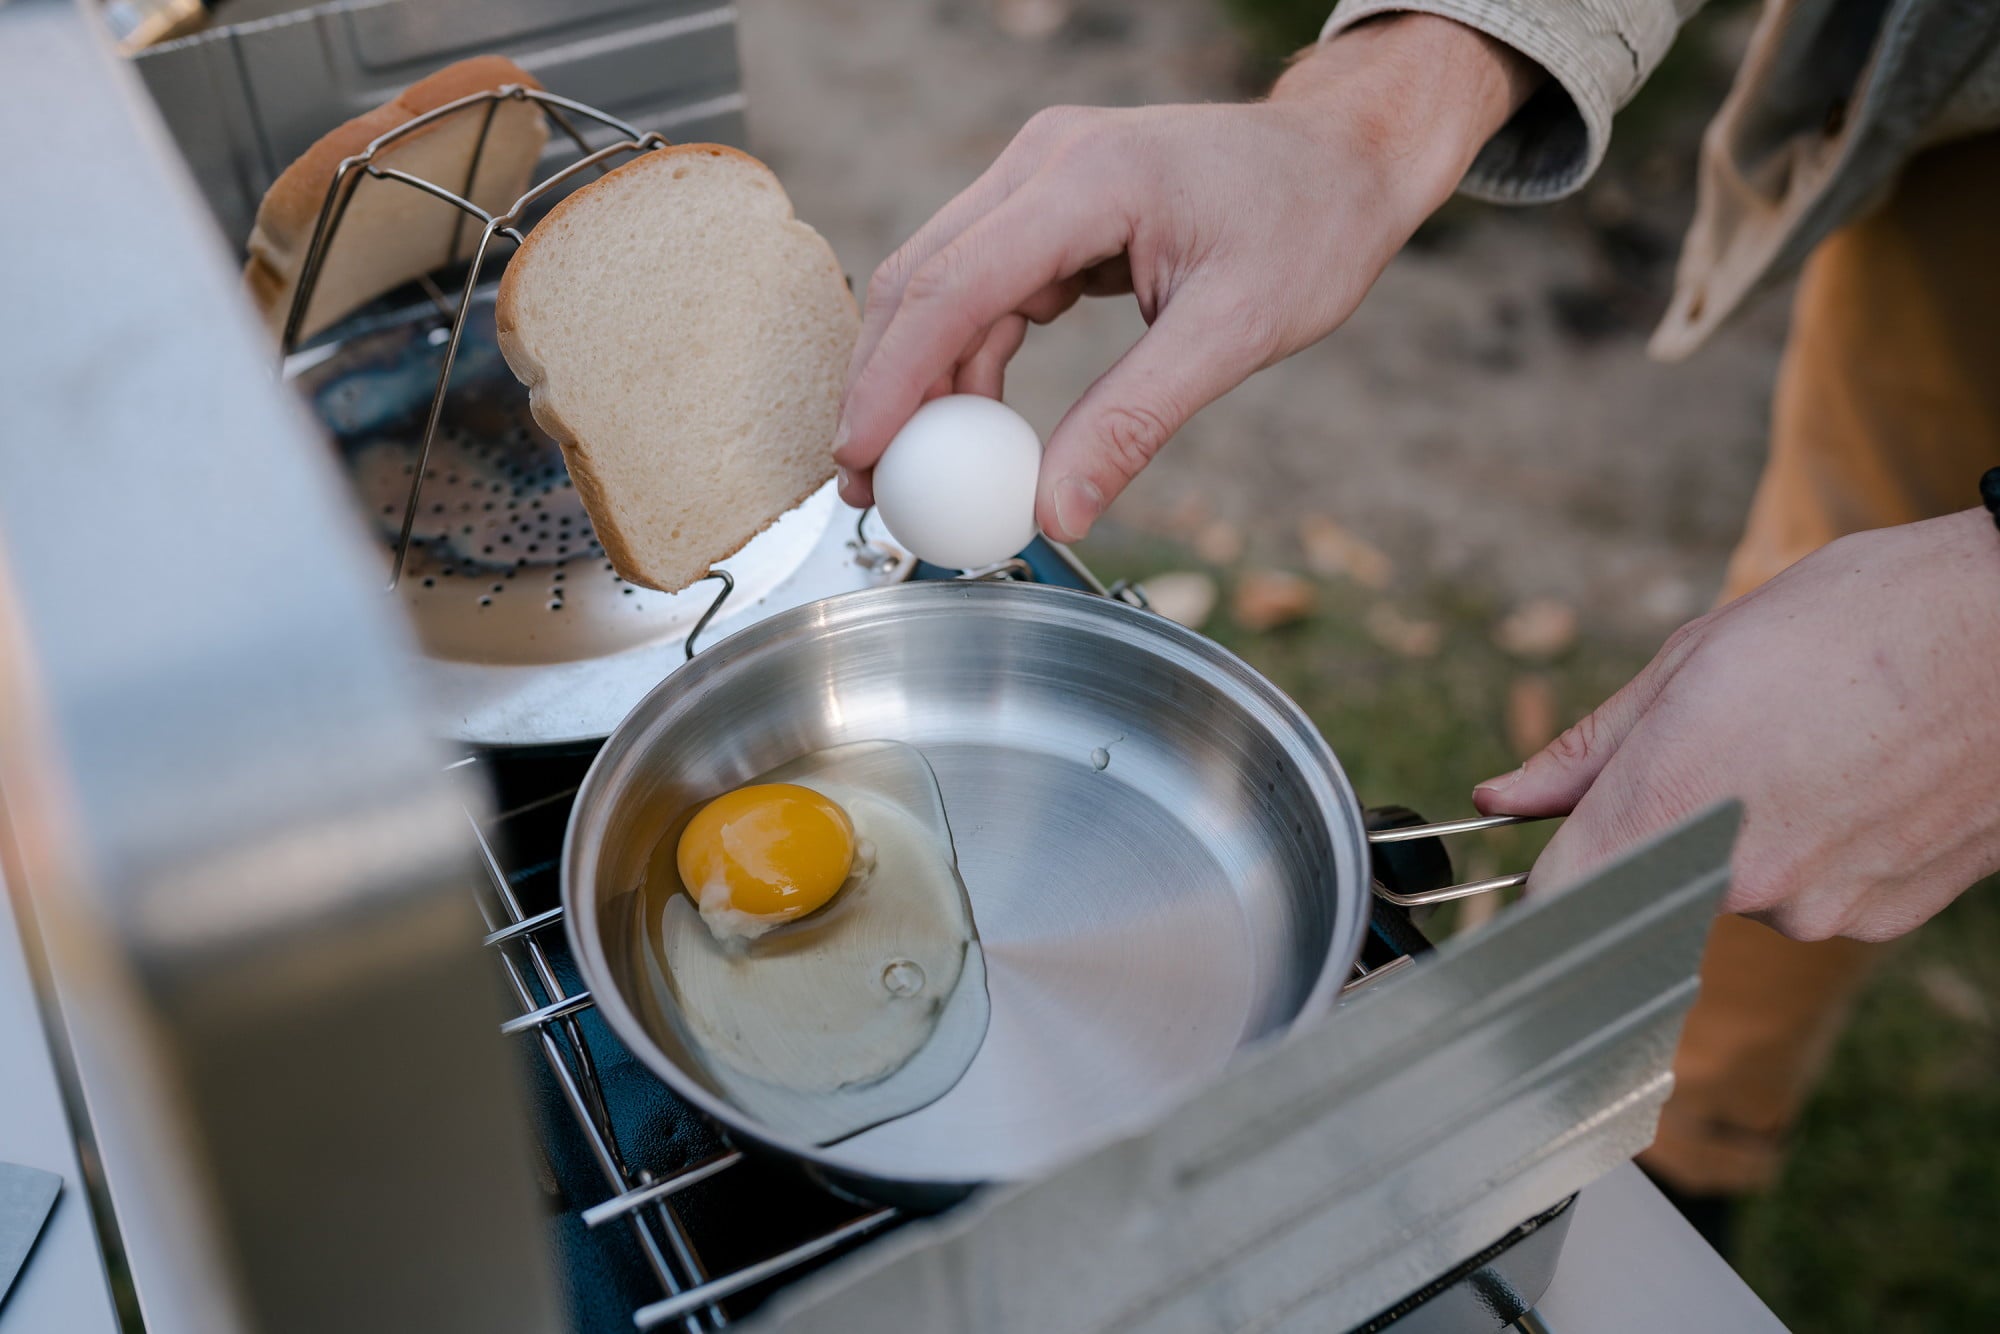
[866, 395, 1043, 571]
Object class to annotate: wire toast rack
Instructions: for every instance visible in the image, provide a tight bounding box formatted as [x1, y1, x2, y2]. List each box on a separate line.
[275, 81, 832, 654]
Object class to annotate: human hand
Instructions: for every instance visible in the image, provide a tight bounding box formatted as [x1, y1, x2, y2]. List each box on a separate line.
[833, 15, 1538, 541]
[1474, 511, 2000, 942]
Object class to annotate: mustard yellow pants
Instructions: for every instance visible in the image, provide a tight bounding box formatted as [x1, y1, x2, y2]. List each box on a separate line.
[1638, 132, 2000, 1195]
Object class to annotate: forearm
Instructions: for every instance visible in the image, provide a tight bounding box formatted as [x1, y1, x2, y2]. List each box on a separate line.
[1271, 15, 1541, 226]
[1316, 0, 1698, 203]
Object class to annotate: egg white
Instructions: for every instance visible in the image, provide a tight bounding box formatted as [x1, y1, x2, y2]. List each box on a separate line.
[637, 741, 990, 1145]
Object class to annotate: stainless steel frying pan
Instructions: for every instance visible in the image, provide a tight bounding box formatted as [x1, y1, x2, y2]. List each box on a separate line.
[564, 580, 1522, 1210]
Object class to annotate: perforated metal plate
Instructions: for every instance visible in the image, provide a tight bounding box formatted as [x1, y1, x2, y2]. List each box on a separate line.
[289, 294, 908, 747]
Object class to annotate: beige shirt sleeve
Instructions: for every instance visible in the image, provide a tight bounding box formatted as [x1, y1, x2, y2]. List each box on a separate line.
[1322, 0, 1702, 203]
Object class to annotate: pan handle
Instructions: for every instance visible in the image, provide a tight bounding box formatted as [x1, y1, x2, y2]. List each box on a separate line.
[1367, 812, 1555, 907]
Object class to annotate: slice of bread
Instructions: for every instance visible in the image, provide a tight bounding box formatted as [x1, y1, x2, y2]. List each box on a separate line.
[245, 55, 548, 343]
[494, 145, 859, 594]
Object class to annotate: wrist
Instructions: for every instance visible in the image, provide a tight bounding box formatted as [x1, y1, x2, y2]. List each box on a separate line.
[1896, 508, 2000, 648]
[1271, 13, 1540, 220]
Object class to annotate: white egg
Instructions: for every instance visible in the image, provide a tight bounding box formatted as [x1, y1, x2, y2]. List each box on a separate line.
[871, 394, 1043, 570]
[634, 740, 990, 1146]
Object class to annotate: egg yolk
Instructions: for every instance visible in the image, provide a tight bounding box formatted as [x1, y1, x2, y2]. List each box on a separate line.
[676, 783, 856, 922]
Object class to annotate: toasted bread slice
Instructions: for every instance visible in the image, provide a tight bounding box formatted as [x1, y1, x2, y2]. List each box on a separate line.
[494, 145, 858, 593]
[246, 55, 548, 343]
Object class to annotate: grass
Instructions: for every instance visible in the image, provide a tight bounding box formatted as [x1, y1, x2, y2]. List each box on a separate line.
[1082, 535, 2000, 1331]
[1734, 886, 2000, 1332]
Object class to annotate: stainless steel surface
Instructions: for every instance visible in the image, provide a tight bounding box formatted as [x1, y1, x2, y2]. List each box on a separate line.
[290, 293, 910, 745]
[1368, 813, 1537, 842]
[0, 859, 121, 1334]
[0, 1162, 62, 1303]
[1369, 813, 1545, 905]
[1535, 1164, 1788, 1332]
[0, 5, 557, 1333]
[482, 903, 564, 945]
[633, 1211, 899, 1332]
[1376, 870, 1532, 907]
[730, 802, 1739, 1332]
[499, 989, 597, 1034]
[465, 806, 719, 1331]
[580, 1150, 745, 1229]
[133, 0, 750, 249]
[567, 581, 1375, 1203]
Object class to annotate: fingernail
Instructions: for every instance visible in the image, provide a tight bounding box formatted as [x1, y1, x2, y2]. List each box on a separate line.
[831, 418, 852, 461]
[1052, 475, 1103, 542]
[1475, 766, 1524, 796]
[836, 465, 854, 493]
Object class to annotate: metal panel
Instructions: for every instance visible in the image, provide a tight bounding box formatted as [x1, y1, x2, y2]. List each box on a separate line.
[737, 805, 1739, 1333]
[133, 0, 747, 247]
[0, 5, 558, 1334]
[0, 861, 123, 1334]
[124, 22, 265, 235]
[1537, 1165, 1786, 1332]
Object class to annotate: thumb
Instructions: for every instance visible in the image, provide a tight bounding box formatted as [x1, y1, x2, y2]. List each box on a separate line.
[1035, 291, 1265, 543]
[1474, 642, 1686, 817]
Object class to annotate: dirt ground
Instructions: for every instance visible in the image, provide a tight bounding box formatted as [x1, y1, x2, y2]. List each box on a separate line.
[737, 0, 1791, 644]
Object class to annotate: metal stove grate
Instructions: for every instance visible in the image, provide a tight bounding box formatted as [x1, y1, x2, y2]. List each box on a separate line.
[459, 753, 903, 1333]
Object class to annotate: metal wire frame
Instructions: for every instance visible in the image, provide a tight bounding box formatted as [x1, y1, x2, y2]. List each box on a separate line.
[463, 784, 719, 1334]
[1366, 813, 1549, 906]
[464, 765, 906, 1331]
[275, 85, 689, 593]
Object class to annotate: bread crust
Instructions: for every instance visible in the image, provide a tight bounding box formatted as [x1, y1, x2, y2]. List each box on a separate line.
[494, 143, 772, 295]
[494, 144, 852, 594]
[245, 55, 542, 335]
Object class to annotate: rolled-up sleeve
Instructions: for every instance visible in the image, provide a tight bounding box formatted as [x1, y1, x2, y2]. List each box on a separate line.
[1321, 0, 1697, 203]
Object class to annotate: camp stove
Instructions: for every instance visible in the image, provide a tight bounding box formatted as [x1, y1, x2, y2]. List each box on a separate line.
[0, 6, 1780, 1334]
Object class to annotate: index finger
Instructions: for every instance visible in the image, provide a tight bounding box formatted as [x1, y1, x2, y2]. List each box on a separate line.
[843, 157, 1028, 400]
[836, 176, 1130, 470]
[842, 106, 1103, 403]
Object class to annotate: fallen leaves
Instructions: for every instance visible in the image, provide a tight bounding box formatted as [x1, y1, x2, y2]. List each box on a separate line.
[1505, 673, 1560, 758]
[1232, 569, 1316, 632]
[1298, 514, 1393, 590]
[1916, 962, 1992, 1028]
[1363, 604, 1444, 658]
[1192, 518, 1245, 566]
[1140, 570, 1219, 631]
[1493, 598, 1579, 661]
